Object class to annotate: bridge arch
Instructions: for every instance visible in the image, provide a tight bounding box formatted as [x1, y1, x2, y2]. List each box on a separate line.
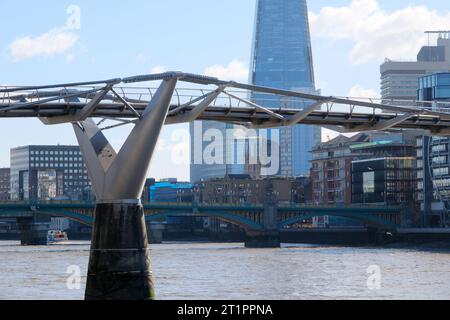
[279, 211, 398, 230]
[145, 211, 264, 231]
[35, 210, 94, 227]
[12, 205, 399, 231]
[35, 208, 265, 231]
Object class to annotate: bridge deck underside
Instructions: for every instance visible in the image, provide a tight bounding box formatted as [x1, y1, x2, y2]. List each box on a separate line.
[0, 102, 447, 133]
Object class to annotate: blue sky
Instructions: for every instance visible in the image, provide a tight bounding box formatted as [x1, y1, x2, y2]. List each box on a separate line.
[1, 0, 450, 181]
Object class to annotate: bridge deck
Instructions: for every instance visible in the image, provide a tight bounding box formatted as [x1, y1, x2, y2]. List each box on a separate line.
[0, 202, 402, 230]
[2, 72, 450, 135]
[0, 102, 448, 134]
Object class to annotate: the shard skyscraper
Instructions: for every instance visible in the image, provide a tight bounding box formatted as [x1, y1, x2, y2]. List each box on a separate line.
[250, 0, 320, 177]
[190, 0, 319, 183]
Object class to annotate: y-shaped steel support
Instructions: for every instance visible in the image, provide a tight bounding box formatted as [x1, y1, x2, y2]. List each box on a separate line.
[73, 78, 177, 300]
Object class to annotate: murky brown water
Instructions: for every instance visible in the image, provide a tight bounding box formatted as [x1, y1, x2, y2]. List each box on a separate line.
[0, 241, 449, 300]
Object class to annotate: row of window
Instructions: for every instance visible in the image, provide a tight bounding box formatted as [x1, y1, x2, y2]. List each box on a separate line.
[432, 144, 447, 153]
[31, 163, 84, 169]
[30, 150, 81, 156]
[64, 181, 90, 187]
[432, 156, 448, 164]
[31, 157, 83, 162]
[434, 167, 449, 176]
[419, 74, 450, 89]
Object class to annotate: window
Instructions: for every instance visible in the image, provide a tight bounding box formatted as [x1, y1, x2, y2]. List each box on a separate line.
[432, 144, 447, 153]
[432, 156, 447, 165]
[437, 74, 450, 86]
[436, 87, 450, 99]
[433, 167, 449, 176]
[416, 138, 423, 147]
[417, 171, 423, 179]
[417, 149, 423, 158]
[363, 171, 375, 194]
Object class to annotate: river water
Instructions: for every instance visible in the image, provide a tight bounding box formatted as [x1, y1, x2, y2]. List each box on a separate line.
[0, 241, 450, 300]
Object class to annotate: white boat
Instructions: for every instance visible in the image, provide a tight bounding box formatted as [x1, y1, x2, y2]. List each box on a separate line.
[47, 230, 69, 244]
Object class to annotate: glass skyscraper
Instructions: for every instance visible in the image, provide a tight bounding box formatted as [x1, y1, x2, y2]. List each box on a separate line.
[190, 0, 319, 183]
[190, 121, 228, 184]
[250, 0, 320, 177]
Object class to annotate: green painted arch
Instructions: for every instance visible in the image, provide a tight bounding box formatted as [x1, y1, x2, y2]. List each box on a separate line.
[279, 212, 398, 230]
[145, 211, 264, 231]
[36, 210, 94, 227]
[36, 209, 265, 231]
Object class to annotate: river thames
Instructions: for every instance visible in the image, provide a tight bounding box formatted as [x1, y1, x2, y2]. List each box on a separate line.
[0, 240, 450, 300]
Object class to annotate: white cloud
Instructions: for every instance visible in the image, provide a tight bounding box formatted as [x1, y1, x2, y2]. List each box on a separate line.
[9, 27, 79, 62]
[150, 66, 168, 74]
[347, 84, 380, 99]
[309, 0, 450, 64]
[204, 59, 249, 81]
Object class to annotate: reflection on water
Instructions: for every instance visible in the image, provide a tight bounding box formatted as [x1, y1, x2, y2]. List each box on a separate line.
[0, 241, 450, 300]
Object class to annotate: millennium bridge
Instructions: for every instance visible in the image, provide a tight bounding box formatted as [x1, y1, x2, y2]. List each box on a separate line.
[1, 71, 446, 300]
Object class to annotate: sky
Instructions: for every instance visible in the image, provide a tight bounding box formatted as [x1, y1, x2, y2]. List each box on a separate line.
[1, 0, 450, 181]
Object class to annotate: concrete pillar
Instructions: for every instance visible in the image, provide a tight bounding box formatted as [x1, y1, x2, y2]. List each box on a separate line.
[245, 230, 280, 248]
[85, 202, 154, 300]
[367, 227, 396, 245]
[147, 222, 165, 244]
[16, 217, 49, 246]
[245, 186, 280, 248]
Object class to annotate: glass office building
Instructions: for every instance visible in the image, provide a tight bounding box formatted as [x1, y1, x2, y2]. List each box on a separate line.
[249, 0, 320, 177]
[10, 145, 91, 201]
[190, 0, 319, 183]
[0, 168, 10, 201]
[418, 73, 450, 101]
[190, 121, 228, 184]
[380, 34, 450, 104]
[416, 72, 450, 227]
[352, 158, 416, 205]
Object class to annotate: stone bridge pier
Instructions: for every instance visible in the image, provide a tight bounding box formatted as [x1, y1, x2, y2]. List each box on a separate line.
[245, 192, 280, 248]
[367, 227, 397, 245]
[16, 216, 49, 246]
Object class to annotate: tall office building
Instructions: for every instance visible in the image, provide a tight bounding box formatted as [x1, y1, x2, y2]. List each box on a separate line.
[190, 0, 319, 183]
[381, 32, 450, 227]
[249, 0, 320, 177]
[0, 168, 10, 201]
[190, 121, 228, 183]
[381, 32, 450, 103]
[416, 72, 450, 227]
[10, 145, 91, 201]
